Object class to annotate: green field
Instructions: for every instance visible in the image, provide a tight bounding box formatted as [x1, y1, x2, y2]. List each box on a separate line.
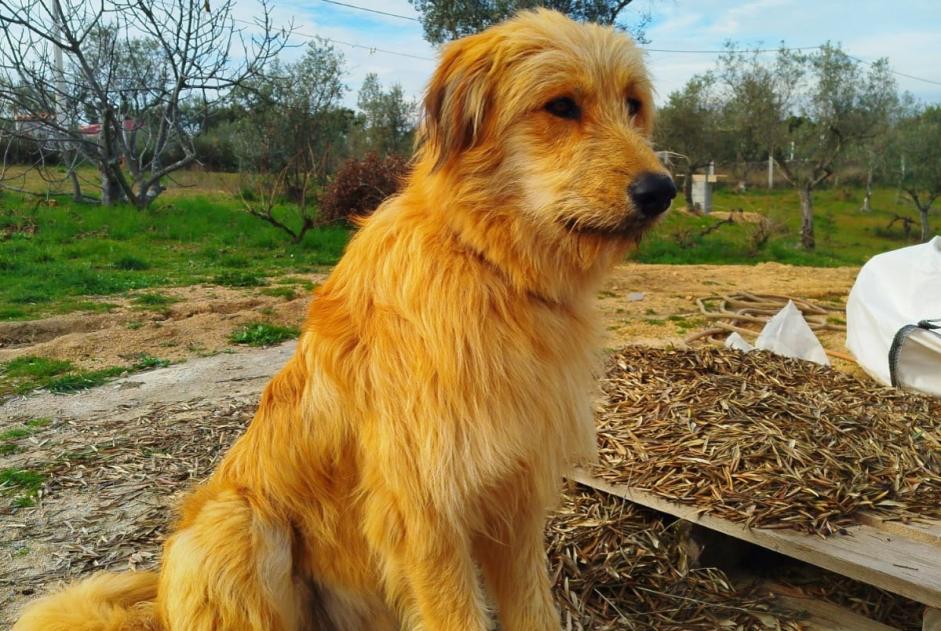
[0, 191, 349, 321]
[0, 178, 929, 323]
[634, 186, 923, 266]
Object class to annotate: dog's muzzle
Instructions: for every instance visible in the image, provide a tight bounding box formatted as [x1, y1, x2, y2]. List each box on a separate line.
[629, 172, 677, 217]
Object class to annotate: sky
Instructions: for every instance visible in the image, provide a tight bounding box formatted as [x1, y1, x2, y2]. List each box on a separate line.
[233, 0, 941, 109]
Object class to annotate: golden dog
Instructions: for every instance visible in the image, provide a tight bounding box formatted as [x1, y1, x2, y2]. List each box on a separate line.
[15, 9, 674, 631]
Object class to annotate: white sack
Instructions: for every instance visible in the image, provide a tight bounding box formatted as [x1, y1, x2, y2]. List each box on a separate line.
[889, 324, 941, 396]
[846, 236, 941, 391]
[724, 332, 755, 352]
[755, 300, 830, 366]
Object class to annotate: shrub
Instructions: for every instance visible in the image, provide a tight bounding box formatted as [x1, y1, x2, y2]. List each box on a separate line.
[319, 153, 409, 224]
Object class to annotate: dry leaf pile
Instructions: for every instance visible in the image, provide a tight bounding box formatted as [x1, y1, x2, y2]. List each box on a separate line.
[594, 346, 941, 535]
[0, 398, 255, 608]
[548, 487, 800, 630]
[775, 568, 923, 630]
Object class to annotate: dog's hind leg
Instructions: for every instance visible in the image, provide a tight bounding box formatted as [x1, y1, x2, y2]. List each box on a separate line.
[157, 487, 309, 631]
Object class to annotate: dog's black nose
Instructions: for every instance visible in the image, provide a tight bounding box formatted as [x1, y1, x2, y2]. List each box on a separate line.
[629, 172, 677, 216]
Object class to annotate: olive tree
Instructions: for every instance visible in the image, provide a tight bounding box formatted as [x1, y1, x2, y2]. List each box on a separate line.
[655, 74, 725, 210]
[354, 73, 418, 157]
[716, 46, 803, 191]
[889, 106, 941, 241]
[771, 45, 895, 249]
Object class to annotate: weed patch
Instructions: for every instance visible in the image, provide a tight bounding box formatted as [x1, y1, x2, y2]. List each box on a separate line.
[133, 292, 176, 308]
[0, 467, 46, 508]
[2, 356, 73, 379]
[113, 255, 151, 270]
[132, 354, 171, 370]
[0, 418, 53, 456]
[229, 322, 299, 347]
[0, 353, 172, 398]
[261, 286, 297, 300]
[213, 271, 267, 288]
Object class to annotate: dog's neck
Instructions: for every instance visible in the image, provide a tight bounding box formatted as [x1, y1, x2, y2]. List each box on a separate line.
[403, 165, 622, 305]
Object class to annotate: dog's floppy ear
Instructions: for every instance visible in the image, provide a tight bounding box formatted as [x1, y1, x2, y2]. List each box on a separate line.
[421, 32, 498, 171]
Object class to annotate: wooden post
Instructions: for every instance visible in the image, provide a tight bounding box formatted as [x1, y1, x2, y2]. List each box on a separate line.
[925, 607, 941, 631]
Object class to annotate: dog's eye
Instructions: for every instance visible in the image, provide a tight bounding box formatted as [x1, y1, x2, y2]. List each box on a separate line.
[627, 98, 642, 117]
[544, 97, 580, 120]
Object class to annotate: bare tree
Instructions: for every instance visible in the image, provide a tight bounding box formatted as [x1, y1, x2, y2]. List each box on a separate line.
[0, 0, 289, 207]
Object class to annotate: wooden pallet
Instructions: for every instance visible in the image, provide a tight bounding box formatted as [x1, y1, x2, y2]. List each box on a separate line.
[571, 470, 941, 631]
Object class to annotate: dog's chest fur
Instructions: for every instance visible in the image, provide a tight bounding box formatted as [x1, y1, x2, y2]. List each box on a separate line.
[314, 201, 603, 505]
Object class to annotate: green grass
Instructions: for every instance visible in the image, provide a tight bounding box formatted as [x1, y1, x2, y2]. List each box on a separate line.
[0, 192, 350, 321]
[2, 356, 74, 379]
[0, 428, 31, 441]
[229, 322, 300, 347]
[133, 354, 171, 369]
[0, 467, 46, 508]
[632, 186, 924, 266]
[261, 286, 297, 300]
[0, 353, 171, 398]
[0, 181, 929, 323]
[213, 271, 267, 288]
[0, 418, 53, 456]
[44, 366, 128, 392]
[133, 292, 176, 308]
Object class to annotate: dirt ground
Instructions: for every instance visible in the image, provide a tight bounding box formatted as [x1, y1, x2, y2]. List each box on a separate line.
[0, 263, 857, 370]
[0, 263, 863, 625]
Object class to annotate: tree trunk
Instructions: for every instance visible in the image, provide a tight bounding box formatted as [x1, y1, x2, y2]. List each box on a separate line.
[100, 162, 124, 205]
[861, 166, 873, 212]
[683, 165, 694, 211]
[919, 206, 932, 242]
[67, 164, 82, 202]
[799, 184, 816, 250]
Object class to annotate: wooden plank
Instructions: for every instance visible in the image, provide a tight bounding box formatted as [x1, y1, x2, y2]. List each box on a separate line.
[765, 583, 899, 631]
[856, 513, 941, 548]
[571, 471, 941, 609]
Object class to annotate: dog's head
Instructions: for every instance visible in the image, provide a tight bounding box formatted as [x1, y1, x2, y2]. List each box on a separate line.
[418, 9, 675, 251]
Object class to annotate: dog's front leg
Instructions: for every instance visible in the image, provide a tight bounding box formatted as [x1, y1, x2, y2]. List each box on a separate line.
[474, 511, 560, 631]
[365, 494, 491, 631]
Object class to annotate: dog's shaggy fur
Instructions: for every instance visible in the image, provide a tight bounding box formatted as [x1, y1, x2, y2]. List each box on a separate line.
[15, 10, 670, 631]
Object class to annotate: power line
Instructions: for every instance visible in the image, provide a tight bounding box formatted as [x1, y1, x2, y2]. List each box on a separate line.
[305, 33, 434, 61]
[643, 45, 821, 54]
[645, 45, 941, 85]
[238, 9, 941, 88]
[846, 54, 941, 87]
[232, 18, 435, 61]
[318, 0, 419, 22]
